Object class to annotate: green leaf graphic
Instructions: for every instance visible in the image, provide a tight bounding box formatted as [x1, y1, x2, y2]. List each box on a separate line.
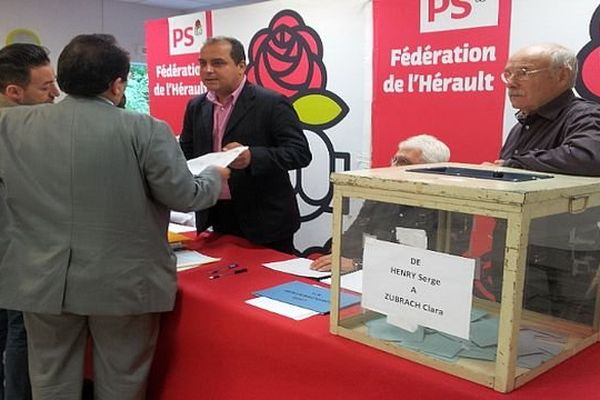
[293, 93, 342, 126]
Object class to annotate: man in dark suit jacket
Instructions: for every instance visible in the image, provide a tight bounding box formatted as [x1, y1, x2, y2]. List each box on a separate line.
[180, 36, 312, 254]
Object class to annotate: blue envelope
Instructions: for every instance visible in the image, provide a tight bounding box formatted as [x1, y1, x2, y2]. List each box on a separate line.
[253, 280, 361, 314]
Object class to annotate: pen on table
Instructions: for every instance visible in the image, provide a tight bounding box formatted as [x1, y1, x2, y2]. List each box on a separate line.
[209, 267, 248, 279]
[208, 263, 240, 275]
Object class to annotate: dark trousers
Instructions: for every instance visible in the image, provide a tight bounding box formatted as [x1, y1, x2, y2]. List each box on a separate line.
[209, 200, 295, 254]
[523, 262, 596, 325]
[0, 309, 5, 400]
[490, 236, 598, 325]
[0, 310, 31, 400]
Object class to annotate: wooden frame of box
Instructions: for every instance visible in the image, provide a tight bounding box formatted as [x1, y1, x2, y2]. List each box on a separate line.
[329, 163, 600, 393]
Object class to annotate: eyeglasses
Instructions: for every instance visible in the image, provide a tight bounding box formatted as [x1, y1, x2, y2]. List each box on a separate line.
[391, 156, 411, 166]
[500, 67, 550, 83]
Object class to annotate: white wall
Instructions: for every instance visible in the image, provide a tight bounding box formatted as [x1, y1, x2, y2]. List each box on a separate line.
[1, 0, 180, 63]
[502, 0, 600, 140]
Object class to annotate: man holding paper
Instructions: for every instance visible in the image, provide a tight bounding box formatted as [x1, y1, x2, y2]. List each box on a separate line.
[180, 36, 312, 254]
[0, 34, 227, 399]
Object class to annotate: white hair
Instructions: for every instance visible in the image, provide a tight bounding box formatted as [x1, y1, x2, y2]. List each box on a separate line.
[528, 43, 578, 88]
[398, 134, 450, 163]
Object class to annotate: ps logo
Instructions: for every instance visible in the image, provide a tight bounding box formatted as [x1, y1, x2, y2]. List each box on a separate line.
[420, 0, 499, 33]
[172, 27, 194, 48]
[427, 0, 473, 22]
[168, 13, 207, 56]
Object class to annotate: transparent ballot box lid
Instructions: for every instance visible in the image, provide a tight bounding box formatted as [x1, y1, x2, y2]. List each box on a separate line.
[329, 163, 600, 392]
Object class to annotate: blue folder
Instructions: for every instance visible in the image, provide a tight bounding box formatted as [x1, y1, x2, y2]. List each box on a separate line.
[253, 280, 361, 314]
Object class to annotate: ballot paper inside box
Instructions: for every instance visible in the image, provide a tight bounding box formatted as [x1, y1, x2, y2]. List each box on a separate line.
[329, 162, 600, 393]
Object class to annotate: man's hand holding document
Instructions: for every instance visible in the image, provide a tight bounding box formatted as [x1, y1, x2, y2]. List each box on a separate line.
[187, 145, 249, 175]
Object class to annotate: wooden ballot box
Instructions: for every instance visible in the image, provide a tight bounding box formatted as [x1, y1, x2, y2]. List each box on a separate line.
[329, 163, 600, 393]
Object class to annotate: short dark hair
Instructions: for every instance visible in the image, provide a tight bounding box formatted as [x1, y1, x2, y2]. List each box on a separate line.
[57, 34, 130, 96]
[0, 43, 51, 91]
[204, 36, 246, 65]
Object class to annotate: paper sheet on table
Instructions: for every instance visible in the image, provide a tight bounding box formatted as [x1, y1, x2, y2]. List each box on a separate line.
[175, 250, 220, 271]
[253, 281, 360, 313]
[262, 258, 330, 278]
[187, 146, 248, 175]
[169, 222, 196, 233]
[245, 296, 319, 320]
[321, 270, 363, 293]
[168, 231, 193, 246]
[170, 211, 195, 226]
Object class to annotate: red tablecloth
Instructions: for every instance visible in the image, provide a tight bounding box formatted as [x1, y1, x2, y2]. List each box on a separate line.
[147, 233, 600, 400]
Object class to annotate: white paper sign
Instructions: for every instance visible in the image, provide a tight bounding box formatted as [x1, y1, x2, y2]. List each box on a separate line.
[362, 237, 475, 339]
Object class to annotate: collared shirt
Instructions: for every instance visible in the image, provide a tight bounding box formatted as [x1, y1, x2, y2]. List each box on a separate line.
[500, 89, 600, 176]
[96, 95, 116, 106]
[206, 76, 246, 199]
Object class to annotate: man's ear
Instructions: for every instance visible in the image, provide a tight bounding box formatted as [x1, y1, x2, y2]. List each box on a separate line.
[4, 84, 24, 103]
[110, 77, 126, 96]
[558, 66, 572, 86]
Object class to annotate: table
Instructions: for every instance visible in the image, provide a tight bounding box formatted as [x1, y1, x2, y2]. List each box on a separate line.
[147, 233, 600, 400]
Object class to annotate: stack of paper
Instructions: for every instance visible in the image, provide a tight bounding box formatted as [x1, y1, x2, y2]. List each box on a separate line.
[245, 297, 319, 320]
[175, 250, 220, 271]
[365, 309, 566, 367]
[253, 281, 361, 314]
[168, 231, 193, 250]
[247, 281, 362, 320]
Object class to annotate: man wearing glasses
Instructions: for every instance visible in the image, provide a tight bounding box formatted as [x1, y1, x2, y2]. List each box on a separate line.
[310, 135, 472, 273]
[491, 43, 600, 324]
[497, 43, 600, 174]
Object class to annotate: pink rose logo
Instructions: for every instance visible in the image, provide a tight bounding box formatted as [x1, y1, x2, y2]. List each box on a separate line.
[577, 5, 600, 102]
[247, 10, 325, 99]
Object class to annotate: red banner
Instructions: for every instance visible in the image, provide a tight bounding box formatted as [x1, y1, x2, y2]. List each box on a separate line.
[145, 12, 212, 134]
[372, 0, 512, 165]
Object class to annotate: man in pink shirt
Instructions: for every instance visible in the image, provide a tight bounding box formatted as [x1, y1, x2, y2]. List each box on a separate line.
[180, 36, 312, 254]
